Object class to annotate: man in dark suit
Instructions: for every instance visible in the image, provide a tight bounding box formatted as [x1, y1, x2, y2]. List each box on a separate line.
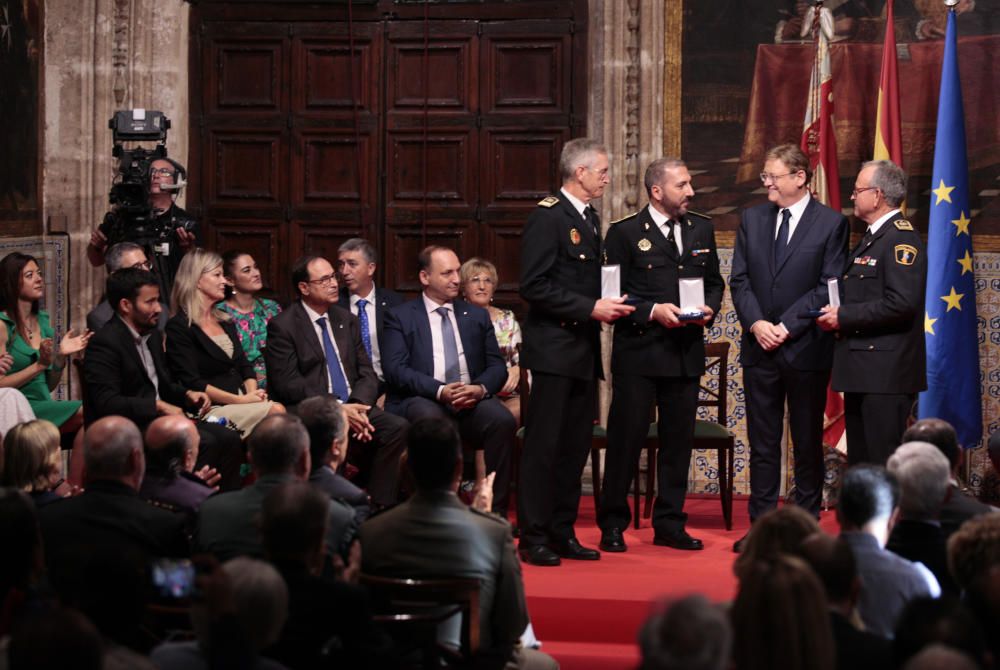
[597, 158, 725, 553]
[266, 255, 407, 509]
[336, 237, 405, 392]
[729, 144, 849, 551]
[518, 138, 635, 566]
[83, 267, 243, 490]
[819, 160, 927, 465]
[382, 245, 515, 516]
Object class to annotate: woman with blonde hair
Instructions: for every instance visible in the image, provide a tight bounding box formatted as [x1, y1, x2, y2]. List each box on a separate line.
[167, 249, 283, 438]
[1, 419, 67, 507]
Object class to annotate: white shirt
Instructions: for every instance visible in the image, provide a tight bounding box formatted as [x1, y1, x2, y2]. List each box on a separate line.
[349, 288, 383, 380]
[120, 316, 160, 401]
[867, 208, 901, 237]
[776, 192, 811, 242]
[648, 204, 683, 255]
[560, 187, 588, 218]
[422, 293, 471, 398]
[301, 302, 352, 398]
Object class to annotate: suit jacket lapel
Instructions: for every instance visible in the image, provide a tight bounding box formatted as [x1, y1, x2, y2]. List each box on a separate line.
[774, 200, 817, 276]
[453, 299, 475, 363]
[292, 302, 325, 362]
[326, 307, 353, 370]
[413, 299, 434, 372]
[111, 318, 154, 387]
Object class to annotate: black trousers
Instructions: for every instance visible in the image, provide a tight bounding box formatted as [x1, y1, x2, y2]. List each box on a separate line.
[743, 356, 830, 521]
[347, 406, 408, 508]
[195, 421, 244, 492]
[598, 373, 698, 534]
[400, 396, 515, 513]
[844, 391, 914, 466]
[518, 372, 596, 548]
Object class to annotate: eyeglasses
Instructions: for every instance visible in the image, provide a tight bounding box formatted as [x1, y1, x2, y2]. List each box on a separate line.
[585, 166, 610, 178]
[130, 261, 153, 271]
[851, 186, 879, 198]
[307, 274, 337, 286]
[759, 172, 796, 183]
[150, 168, 176, 177]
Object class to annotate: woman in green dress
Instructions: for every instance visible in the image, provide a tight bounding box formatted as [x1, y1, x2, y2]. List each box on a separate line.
[217, 250, 281, 391]
[0, 253, 91, 435]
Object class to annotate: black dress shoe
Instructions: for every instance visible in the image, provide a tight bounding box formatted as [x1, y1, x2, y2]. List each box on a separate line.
[733, 532, 749, 554]
[518, 544, 561, 566]
[599, 528, 627, 553]
[653, 529, 704, 551]
[551, 537, 601, 560]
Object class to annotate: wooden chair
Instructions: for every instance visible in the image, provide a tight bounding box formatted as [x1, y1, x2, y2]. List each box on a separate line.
[361, 574, 480, 668]
[637, 341, 736, 530]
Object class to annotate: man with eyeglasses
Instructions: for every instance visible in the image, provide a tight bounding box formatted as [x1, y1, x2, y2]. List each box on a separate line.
[87, 157, 199, 298]
[817, 160, 927, 466]
[729, 144, 849, 553]
[86, 242, 170, 332]
[265, 255, 407, 510]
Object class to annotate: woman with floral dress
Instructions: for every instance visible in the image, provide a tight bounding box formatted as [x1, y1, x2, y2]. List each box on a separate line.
[218, 251, 281, 391]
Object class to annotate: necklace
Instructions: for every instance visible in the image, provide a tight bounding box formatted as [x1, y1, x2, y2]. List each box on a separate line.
[23, 316, 36, 342]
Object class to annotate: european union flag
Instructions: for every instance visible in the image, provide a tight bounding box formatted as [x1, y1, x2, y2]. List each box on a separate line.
[918, 9, 982, 449]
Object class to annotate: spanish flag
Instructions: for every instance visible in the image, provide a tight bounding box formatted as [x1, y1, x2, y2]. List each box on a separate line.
[874, 1, 903, 169]
[800, 1, 841, 212]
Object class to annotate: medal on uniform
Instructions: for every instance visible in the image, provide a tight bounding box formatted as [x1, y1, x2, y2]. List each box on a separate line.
[569, 228, 581, 245]
[638, 238, 652, 252]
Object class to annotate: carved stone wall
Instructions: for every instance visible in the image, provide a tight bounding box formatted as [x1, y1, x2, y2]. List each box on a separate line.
[42, 0, 189, 338]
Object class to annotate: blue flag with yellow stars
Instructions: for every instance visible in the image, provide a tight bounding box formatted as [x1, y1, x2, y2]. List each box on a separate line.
[918, 9, 982, 449]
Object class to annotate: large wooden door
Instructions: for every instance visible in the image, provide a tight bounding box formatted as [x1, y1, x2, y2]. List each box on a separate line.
[190, 3, 585, 306]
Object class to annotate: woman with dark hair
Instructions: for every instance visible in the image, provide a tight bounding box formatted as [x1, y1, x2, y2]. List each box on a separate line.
[0, 252, 90, 433]
[217, 251, 281, 390]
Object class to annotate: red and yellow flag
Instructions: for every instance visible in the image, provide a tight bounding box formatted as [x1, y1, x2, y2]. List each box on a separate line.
[800, 2, 841, 212]
[874, 0, 903, 167]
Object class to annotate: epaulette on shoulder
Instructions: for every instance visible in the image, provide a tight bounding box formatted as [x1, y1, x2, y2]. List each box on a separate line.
[537, 196, 559, 208]
[686, 209, 713, 221]
[610, 211, 638, 225]
[894, 219, 914, 231]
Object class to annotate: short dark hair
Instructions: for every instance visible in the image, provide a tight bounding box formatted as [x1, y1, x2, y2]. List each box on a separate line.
[249, 414, 309, 475]
[261, 482, 330, 564]
[106, 268, 159, 313]
[296, 395, 347, 469]
[893, 597, 988, 669]
[290, 255, 322, 297]
[799, 533, 857, 604]
[417, 245, 453, 273]
[838, 465, 899, 528]
[902, 418, 960, 469]
[406, 418, 461, 491]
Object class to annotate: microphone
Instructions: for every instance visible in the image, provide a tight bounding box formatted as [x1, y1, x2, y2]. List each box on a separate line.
[159, 177, 187, 192]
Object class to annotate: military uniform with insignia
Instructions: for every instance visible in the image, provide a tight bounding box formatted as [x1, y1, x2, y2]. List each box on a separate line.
[832, 212, 928, 465]
[598, 206, 725, 535]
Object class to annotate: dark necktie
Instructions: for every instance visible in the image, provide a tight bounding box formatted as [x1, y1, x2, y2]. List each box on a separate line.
[356, 298, 373, 360]
[436, 306, 461, 383]
[316, 316, 350, 401]
[584, 206, 599, 238]
[774, 208, 791, 266]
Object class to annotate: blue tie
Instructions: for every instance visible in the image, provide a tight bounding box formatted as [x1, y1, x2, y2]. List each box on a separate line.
[356, 298, 373, 360]
[436, 306, 461, 383]
[316, 316, 350, 401]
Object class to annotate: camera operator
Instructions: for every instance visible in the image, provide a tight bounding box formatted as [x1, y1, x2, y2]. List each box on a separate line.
[87, 157, 199, 297]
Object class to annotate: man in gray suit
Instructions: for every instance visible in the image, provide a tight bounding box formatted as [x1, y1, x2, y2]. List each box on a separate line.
[359, 419, 556, 669]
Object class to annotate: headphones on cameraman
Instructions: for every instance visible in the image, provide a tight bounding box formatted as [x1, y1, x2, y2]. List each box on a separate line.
[155, 157, 188, 193]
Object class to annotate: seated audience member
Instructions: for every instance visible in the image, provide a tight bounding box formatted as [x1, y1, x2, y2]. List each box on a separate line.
[86, 241, 167, 333]
[0, 488, 52, 639]
[7, 607, 104, 670]
[139, 415, 217, 526]
[730, 554, 835, 670]
[892, 596, 989, 669]
[902, 644, 979, 670]
[83, 267, 243, 490]
[902, 418, 996, 537]
[460, 257, 522, 423]
[218, 250, 281, 391]
[151, 557, 289, 670]
[360, 418, 557, 670]
[1, 419, 67, 507]
[0, 386, 35, 441]
[638, 594, 731, 670]
[297, 394, 372, 521]
[0, 252, 89, 439]
[167, 248, 284, 438]
[837, 465, 940, 637]
[948, 513, 1000, 595]
[262, 482, 389, 669]
[265, 255, 406, 509]
[382, 246, 515, 516]
[886, 441, 956, 593]
[196, 414, 356, 562]
[732, 506, 821, 582]
[37, 416, 189, 596]
[799, 533, 892, 670]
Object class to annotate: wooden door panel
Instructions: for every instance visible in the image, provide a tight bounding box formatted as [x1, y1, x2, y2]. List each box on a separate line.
[205, 39, 287, 114]
[481, 128, 566, 211]
[385, 131, 477, 214]
[292, 33, 379, 114]
[481, 26, 572, 118]
[292, 130, 374, 209]
[205, 130, 285, 209]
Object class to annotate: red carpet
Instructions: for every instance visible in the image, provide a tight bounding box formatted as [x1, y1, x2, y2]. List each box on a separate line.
[521, 495, 839, 670]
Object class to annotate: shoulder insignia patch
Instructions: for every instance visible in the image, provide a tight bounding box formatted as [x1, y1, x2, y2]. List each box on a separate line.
[894, 219, 914, 231]
[687, 209, 713, 221]
[610, 212, 637, 225]
[895, 244, 918, 266]
[538, 196, 559, 208]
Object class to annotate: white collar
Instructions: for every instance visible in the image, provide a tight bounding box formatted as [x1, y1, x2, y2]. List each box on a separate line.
[560, 187, 588, 218]
[869, 209, 902, 235]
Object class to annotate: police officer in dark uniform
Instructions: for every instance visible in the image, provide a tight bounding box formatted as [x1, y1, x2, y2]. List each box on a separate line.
[597, 158, 725, 553]
[518, 138, 635, 567]
[819, 160, 927, 465]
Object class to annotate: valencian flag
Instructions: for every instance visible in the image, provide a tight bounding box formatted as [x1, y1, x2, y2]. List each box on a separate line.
[800, 2, 845, 449]
[919, 8, 982, 449]
[874, 1, 903, 172]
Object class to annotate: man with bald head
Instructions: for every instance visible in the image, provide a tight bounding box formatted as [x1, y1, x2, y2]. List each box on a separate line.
[139, 415, 217, 523]
[38, 416, 189, 592]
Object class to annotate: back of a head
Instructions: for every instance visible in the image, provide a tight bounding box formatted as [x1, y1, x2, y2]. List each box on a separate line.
[249, 414, 309, 476]
[83, 416, 143, 484]
[8, 607, 103, 670]
[731, 555, 834, 670]
[261, 481, 329, 565]
[887, 441, 951, 521]
[947, 513, 1000, 592]
[406, 418, 461, 491]
[0, 488, 42, 596]
[902, 418, 960, 470]
[1, 419, 61, 491]
[798, 533, 858, 606]
[639, 594, 731, 670]
[837, 465, 899, 530]
[893, 596, 988, 669]
[144, 416, 197, 479]
[733, 506, 821, 581]
[902, 645, 979, 670]
[296, 394, 346, 470]
[219, 557, 289, 652]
